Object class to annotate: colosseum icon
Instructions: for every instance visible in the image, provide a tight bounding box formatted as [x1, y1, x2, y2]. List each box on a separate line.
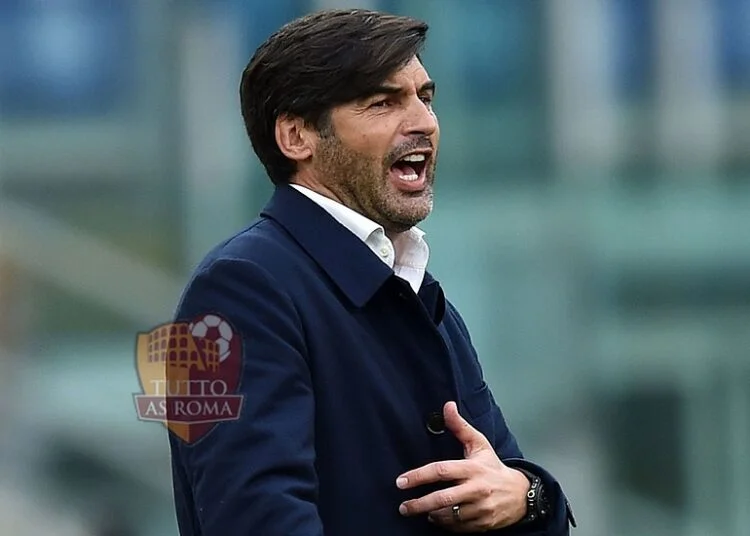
[146, 323, 220, 373]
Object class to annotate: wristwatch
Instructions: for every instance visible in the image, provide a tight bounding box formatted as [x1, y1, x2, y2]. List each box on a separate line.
[514, 468, 550, 526]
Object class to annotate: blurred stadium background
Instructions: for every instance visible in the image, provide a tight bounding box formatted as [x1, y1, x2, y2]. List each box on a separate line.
[0, 0, 749, 534]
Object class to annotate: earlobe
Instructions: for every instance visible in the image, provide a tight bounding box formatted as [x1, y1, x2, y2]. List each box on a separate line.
[275, 116, 313, 162]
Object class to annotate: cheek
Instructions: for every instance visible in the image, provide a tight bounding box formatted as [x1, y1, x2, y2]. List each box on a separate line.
[356, 134, 393, 164]
[335, 115, 399, 163]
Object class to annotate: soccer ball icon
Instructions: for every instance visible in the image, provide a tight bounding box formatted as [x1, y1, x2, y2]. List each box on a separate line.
[189, 314, 234, 362]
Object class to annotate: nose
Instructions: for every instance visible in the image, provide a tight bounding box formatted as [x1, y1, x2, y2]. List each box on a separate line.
[402, 97, 438, 137]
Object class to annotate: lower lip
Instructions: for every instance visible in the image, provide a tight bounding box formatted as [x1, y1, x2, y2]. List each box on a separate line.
[389, 167, 427, 192]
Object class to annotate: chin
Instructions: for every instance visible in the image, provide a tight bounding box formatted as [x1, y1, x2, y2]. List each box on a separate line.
[393, 208, 432, 231]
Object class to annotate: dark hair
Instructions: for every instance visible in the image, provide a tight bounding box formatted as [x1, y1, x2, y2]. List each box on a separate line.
[239, 9, 429, 185]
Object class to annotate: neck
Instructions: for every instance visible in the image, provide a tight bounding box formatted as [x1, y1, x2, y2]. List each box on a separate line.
[290, 177, 412, 237]
[290, 177, 344, 205]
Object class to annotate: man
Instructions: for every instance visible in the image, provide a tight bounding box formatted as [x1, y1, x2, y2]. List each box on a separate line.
[168, 9, 575, 536]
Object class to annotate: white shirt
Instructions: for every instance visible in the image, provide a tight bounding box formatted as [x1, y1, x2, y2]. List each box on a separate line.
[290, 184, 430, 294]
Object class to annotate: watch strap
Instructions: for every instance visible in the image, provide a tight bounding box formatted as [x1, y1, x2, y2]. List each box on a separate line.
[514, 467, 550, 526]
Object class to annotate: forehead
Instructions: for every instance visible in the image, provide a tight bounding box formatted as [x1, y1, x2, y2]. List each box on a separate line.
[384, 56, 431, 86]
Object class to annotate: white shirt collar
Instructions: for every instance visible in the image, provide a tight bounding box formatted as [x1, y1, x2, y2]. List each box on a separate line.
[290, 184, 429, 293]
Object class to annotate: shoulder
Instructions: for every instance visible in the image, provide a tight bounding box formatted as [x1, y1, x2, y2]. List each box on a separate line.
[174, 217, 307, 317]
[193, 217, 301, 274]
[443, 296, 472, 339]
[184, 215, 314, 295]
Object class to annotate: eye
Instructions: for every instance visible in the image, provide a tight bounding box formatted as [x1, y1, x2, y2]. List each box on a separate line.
[420, 94, 434, 106]
[370, 99, 392, 109]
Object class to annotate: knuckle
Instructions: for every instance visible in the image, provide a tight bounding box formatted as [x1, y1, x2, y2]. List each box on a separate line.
[466, 460, 482, 474]
[480, 502, 494, 516]
[439, 492, 455, 508]
[435, 462, 450, 478]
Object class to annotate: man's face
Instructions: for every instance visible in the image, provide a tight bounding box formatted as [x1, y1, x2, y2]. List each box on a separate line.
[312, 57, 439, 234]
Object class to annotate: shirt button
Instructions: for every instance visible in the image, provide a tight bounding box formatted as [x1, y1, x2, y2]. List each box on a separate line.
[379, 246, 390, 257]
[426, 412, 445, 435]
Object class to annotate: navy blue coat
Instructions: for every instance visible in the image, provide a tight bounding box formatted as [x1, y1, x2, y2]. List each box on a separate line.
[169, 185, 574, 535]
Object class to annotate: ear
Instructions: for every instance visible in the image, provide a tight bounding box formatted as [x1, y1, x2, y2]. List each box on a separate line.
[275, 115, 315, 163]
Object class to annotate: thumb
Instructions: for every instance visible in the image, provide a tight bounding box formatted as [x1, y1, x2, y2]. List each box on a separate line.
[443, 401, 493, 456]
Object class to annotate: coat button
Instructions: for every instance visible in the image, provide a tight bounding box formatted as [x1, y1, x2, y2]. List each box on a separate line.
[426, 412, 445, 435]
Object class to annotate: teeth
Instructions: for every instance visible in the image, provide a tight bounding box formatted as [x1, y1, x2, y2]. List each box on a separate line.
[400, 173, 419, 181]
[401, 154, 425, 162]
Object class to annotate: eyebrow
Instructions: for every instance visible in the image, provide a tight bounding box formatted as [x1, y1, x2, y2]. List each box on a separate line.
[366, 80, 436, 98]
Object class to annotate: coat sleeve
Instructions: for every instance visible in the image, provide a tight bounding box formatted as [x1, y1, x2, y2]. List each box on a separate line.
[489, 391, 576, 535]
[446, 302, 576, 535]
[169, 258, 325, 536]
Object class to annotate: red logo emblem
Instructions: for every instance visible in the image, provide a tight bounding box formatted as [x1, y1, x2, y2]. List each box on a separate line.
[134, 314, 243, 443]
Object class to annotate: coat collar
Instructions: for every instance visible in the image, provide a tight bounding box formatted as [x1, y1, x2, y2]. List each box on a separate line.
[418, 271, 445, 325]
[260, 185, 395, 307]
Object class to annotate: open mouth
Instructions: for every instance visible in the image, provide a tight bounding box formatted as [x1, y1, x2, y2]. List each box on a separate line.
[390, 153, 428, 183]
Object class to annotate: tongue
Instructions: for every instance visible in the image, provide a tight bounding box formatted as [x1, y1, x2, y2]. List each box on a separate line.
[392, 162, 417, 176]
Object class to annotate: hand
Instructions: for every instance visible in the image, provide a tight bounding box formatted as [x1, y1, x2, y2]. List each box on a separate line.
[396, 401, 530, 532]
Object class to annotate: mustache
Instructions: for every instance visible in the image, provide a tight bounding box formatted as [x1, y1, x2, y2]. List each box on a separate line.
[385, 136, 434, 164]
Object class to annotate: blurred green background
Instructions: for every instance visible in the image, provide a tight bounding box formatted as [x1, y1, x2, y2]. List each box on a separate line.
[0, 0, 749, 535]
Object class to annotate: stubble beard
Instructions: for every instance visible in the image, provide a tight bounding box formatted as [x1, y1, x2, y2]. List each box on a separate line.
[314, 133, 436, 234]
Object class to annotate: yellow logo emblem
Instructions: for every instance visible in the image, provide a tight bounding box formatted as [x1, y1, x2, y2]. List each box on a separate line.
[134, 314, 243, 443]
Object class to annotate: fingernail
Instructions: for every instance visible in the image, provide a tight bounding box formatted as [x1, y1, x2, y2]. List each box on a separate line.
[396, 477, 407, 488]
[399, 503, 407, 515]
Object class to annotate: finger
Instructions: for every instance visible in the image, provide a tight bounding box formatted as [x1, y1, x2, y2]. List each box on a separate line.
[428, 506, 466, 527]
[399, 483, 473, 516]
[429, 504, 497, 534]
[396, 460, 473, 490]
[428, 501, 485, 525]
[427, 506, 454, 524]
[443, 401, 492, 454]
